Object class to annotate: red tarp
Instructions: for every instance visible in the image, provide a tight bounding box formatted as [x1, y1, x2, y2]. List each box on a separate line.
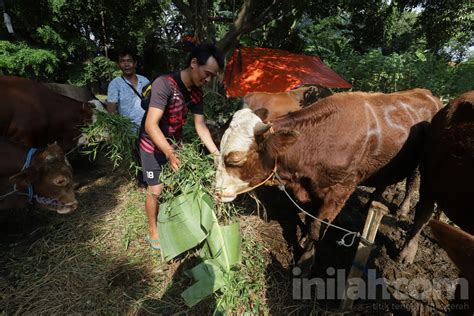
[223, 47, 352, 97]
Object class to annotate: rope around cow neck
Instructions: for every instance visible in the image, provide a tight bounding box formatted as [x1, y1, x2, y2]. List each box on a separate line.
[231, 161, 278, 196]
[0, 188, 18, 200]
[0, 147, 62, 207]
[273, 171, 364, 247]
[220, 156, 363, 247]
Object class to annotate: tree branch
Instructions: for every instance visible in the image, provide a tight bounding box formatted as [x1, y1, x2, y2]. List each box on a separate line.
[172, 0, 194, 21]
[217, 0, 289, 54]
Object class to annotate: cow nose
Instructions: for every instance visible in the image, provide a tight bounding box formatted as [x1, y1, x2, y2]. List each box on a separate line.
[56, 200, 78, 214]
[69, 200, 79, 211]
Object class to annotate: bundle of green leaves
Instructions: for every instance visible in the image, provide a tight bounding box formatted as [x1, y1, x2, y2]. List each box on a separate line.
[157, 141, 244, 306]
[159, 140, 239, 223]
[80, 111, 140, 174]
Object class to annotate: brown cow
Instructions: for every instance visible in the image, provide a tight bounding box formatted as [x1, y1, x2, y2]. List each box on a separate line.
[399, 91, 474, 263]
[244, 86, 418, 216]
[0, 138, 78, 213]
[242, 85, 332, 121]
[0, 76, 98, 151]
[429, 220, 473, 314]
[214, 89, 442, 274]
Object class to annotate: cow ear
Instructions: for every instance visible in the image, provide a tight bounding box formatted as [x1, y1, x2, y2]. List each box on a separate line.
[260, 130, 299, 159]
[9, 169, 39, 187]
[253, 108, 269, 122]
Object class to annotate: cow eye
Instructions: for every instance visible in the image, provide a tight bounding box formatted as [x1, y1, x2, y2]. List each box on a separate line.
[224, 151, 247, 166]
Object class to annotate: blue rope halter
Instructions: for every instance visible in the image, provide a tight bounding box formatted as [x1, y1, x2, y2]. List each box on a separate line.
[20, 147, 38, 203]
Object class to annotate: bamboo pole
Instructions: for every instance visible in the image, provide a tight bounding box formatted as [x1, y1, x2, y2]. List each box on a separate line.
[339, 201, 388, 310]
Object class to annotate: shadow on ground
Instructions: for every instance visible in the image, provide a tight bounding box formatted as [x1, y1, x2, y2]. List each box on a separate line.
[0, 154, 157, 314]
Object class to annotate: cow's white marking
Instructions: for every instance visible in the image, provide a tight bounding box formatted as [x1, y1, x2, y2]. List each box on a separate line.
[424, 93, 441, 111]
[417, 108, 433, 120]
[384, 105, 408, 143]
[215, 109, 259, 201]
[363, 102, 382, 155]
[399, 102, 418, 124]
[220, 108, 262, 156]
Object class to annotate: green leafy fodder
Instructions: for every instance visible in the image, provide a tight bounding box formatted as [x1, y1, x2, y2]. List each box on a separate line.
[81, 111, 140, 175]
[158, 142, 246, 307]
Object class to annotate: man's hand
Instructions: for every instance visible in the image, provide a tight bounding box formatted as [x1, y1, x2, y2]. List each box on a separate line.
[165, 149, 181, 171]
[106, 102, 118, 114]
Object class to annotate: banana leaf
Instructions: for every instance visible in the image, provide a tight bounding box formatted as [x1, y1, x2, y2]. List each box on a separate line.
[181, 259, 226, 307]
[182, 222, 241, 306]
[158, 188, 212, 261]
[201, 222, 241, 271]
[157, 186, 242, 307]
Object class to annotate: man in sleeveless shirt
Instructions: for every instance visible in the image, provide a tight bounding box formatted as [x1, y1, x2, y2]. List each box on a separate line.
[139, 44, 224, 250]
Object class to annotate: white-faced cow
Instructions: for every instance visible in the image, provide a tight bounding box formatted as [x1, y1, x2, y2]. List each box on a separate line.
[0, 138, 78, 213]
[0, 76, 104, 152]
[215, 89, 442, 274]
[244, 86, 418, 215]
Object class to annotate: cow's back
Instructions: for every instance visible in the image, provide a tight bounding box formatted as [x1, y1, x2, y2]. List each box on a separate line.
[274, 89, 441, 188]
[243, 91, 301, 120]
[0, 76, 92, 150]
[422, 91, 474, 234]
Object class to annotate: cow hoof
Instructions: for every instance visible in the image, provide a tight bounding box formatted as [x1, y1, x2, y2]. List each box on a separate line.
[398, 243, 418, 264]
[296, 241, 315, 278]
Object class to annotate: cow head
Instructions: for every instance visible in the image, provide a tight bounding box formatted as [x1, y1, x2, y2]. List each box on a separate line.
[10, 144, 78, 214]
[214, 108, 299, 202]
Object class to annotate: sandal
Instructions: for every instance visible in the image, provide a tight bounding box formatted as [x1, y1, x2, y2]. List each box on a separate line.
[146, 235, 161, 251]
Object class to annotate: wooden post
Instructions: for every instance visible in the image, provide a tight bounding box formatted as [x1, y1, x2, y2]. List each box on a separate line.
[339, 201, 388, 311]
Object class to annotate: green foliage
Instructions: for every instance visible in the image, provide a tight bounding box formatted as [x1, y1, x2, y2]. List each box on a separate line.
[0, 41, 59, 78]
[451, 55, 474, 95]
[70, 56, 121, 89]
[215, 237, 267, 314]
[36, 25, 66, 47]
[160, 142, 215, 198]
[333, 49, 474, 99]
[297, 12, 353, 61]
[415, 0, 474, 55]
[203, 88, 240, 124]
[80, 111, 140, 175]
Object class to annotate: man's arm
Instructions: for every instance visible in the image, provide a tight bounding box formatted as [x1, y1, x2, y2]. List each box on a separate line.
[194, 114, 219, 155]
[145, 107, 180, 170]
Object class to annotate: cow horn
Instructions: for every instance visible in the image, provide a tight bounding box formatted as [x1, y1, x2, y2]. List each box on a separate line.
[254, 122, 272, 136]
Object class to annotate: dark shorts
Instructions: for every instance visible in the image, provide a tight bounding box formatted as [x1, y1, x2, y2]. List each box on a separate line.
[139, 148, 168, 186]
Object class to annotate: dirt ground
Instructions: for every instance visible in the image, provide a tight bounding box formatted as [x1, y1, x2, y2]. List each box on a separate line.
[0, 154, 465, 315]
[251, 183, 463, 315]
